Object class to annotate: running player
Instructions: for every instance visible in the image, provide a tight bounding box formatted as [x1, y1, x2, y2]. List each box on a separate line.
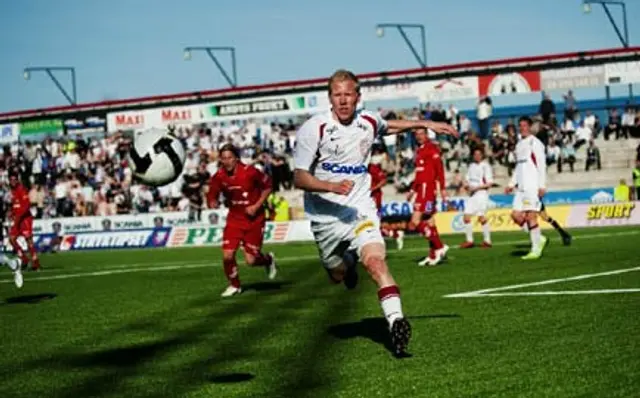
[406, 128, 449, 266]
[460, 148, 493, 248]
[505, 116, 549, 260]
[369, 157, 404, 250]
[207, 144, 278, 297]
[293, 69, 457, 356]
[8, 172, 40, 271]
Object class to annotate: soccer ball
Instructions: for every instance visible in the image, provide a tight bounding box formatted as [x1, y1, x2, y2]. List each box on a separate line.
[128, 127, 186, 186]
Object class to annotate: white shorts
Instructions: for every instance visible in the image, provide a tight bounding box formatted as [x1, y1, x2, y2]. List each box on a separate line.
[512, 190, 542, 212]
[465, 191, 489, 216]
[310, 204, 385, 270]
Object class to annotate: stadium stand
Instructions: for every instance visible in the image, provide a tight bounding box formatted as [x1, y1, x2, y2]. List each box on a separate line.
[1, 97, 638, 220]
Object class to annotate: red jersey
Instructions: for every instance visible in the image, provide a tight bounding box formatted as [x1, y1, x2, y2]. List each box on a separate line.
[368, 164, 386, 210]
[11, 184, 31, 222]
[208, 163, 272, 222]
[412, 141, 445, 192]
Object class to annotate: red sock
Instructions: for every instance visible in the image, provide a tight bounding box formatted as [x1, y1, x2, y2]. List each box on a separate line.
[417, 222, 443, 250]
[253, 252, 272, 267]
[223, 258, 241, 288]
[429, 225, 444, 250]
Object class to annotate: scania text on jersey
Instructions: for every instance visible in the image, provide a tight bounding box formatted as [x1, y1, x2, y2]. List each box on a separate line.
[321, 162, 367, 175]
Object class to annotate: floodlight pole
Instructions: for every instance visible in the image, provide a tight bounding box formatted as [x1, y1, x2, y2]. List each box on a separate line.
[375, 23, 427, 68]
[582, 0, 633, 100]
[183, 46, 237, 87]
[23, 66, 77, 105]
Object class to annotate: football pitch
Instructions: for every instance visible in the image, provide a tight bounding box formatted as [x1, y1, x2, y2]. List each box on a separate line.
[1, 226, 639, 398]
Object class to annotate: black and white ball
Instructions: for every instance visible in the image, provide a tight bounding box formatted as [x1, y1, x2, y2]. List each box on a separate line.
[128, 127, 186, 186]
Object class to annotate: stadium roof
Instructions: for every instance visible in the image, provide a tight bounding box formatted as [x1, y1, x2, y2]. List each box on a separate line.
[2, 46, 639, 122]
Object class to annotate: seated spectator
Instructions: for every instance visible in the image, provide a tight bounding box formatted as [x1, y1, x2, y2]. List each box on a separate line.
[585, 140, 602, 171]
[574, 121, 591, 150]
[546, 141, 561, 168]
[604, 108, 621, 141]
[559, 140, 576, 173]
[488, 135, 506, 165]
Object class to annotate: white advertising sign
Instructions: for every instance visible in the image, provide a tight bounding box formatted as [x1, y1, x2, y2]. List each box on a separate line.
[107, 105, 202, 132]
[199, 92, 329, 122]
[605, 61, 640, 85]
[33, 209, 228, 235]
[419, 77, 479, 103]
[541, 66, 605, 91]
[107, 110, 148, 131]
[361, 82, 424, 102]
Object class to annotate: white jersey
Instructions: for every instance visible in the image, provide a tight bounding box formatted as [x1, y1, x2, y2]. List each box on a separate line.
[509, 134, 546, 193]
[293, 110, 387, 223]
[465, 160, 493, 193]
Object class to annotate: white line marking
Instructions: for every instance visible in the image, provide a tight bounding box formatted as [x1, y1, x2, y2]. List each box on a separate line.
[2, 229, 638, 285]
[470, 289, 640, 297]
[445, 266, 640, 298]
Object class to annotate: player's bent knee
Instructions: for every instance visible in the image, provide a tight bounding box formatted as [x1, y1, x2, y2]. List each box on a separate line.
[222, 250, 236, 262]
[463, 214, 472, 223]
[326, 263, 346, 283]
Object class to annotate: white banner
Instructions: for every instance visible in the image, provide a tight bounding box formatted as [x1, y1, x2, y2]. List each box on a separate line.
[107, 110, 148, 131]
[0, 123, 20, 144]
[419, 77, 479, 103]
[166, 220, 313, 247]
[361, 82, 423, 102]
[107, 104, 202, 132]
[541, 66, 605, 91]
[198, 92, 329, 122]
[605, 61, 640, 85]
[33, 209, 229, 235]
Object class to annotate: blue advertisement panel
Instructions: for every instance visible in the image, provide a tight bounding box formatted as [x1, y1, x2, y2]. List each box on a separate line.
[34, 228, 171, 252]
[380, 188, 615, 220]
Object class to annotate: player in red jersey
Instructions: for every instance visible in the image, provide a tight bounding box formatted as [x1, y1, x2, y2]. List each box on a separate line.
[207, 144, 278, 297]
[8, 172, 40, 271]
[406, 128, 449, 266]
[369, 156, 404, 250]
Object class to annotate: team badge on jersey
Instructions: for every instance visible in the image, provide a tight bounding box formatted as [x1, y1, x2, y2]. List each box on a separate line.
[359, 137, 373, 156]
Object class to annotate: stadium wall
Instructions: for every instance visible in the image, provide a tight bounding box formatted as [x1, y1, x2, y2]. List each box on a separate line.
[28, 201, 640, 252]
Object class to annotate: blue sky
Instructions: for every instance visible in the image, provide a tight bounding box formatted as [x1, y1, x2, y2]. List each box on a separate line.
[1, 0, 639, 113]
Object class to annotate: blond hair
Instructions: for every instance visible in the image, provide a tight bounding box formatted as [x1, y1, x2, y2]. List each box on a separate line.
[328, 69, 360, 94]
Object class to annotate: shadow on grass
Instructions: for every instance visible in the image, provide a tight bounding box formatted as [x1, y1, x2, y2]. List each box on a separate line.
[328, 314, 461, 358]
[209, 373, 255, 383]
[243, 280, 293, 292]
[1, 293, 57, 305]
[511, 250, 529, 257]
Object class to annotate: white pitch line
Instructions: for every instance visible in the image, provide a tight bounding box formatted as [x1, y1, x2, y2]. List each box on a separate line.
[444, 266, 640, 298]
[469, 289, 640, 297]
[2, 229, 638, 285]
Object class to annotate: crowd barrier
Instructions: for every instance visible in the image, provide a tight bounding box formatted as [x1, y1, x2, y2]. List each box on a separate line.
[28, 201, 639, 252]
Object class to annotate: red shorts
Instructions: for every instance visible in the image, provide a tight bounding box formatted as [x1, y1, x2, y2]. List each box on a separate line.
[222, 217, 266, 256]
[372, 191, 383, 211]
[413, 190, 437, 216]
[10, 216, 34, 239]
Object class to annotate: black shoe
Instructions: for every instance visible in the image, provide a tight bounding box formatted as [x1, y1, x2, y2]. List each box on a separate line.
[562, 234, 572, 246]
[344, 263, 358, 290]
[390, 317, 412, 357]
[343, 251, 358, 290]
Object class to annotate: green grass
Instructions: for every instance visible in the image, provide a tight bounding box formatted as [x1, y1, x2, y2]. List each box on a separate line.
[1, 226, 640, 398]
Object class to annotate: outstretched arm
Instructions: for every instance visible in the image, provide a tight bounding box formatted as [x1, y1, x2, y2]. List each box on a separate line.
[386, 119, 458, 137]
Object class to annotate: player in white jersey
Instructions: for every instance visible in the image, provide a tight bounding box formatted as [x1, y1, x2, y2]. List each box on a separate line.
[505, 116, 549, 260]
[293, 69, 457, 357]
[460, 148, 494, 249]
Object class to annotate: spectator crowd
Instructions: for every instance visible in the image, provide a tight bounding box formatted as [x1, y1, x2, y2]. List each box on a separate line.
[1, 92, 638, 221]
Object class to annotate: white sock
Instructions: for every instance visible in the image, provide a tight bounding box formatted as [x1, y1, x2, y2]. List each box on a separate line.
[522, 223, 529, 232]
[529, 225, 541, 252]
[378, 286, 403, 328]
[482, 222, 491, 243]
[1, 255, 17, 271]
[464, 222, 473, 243]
